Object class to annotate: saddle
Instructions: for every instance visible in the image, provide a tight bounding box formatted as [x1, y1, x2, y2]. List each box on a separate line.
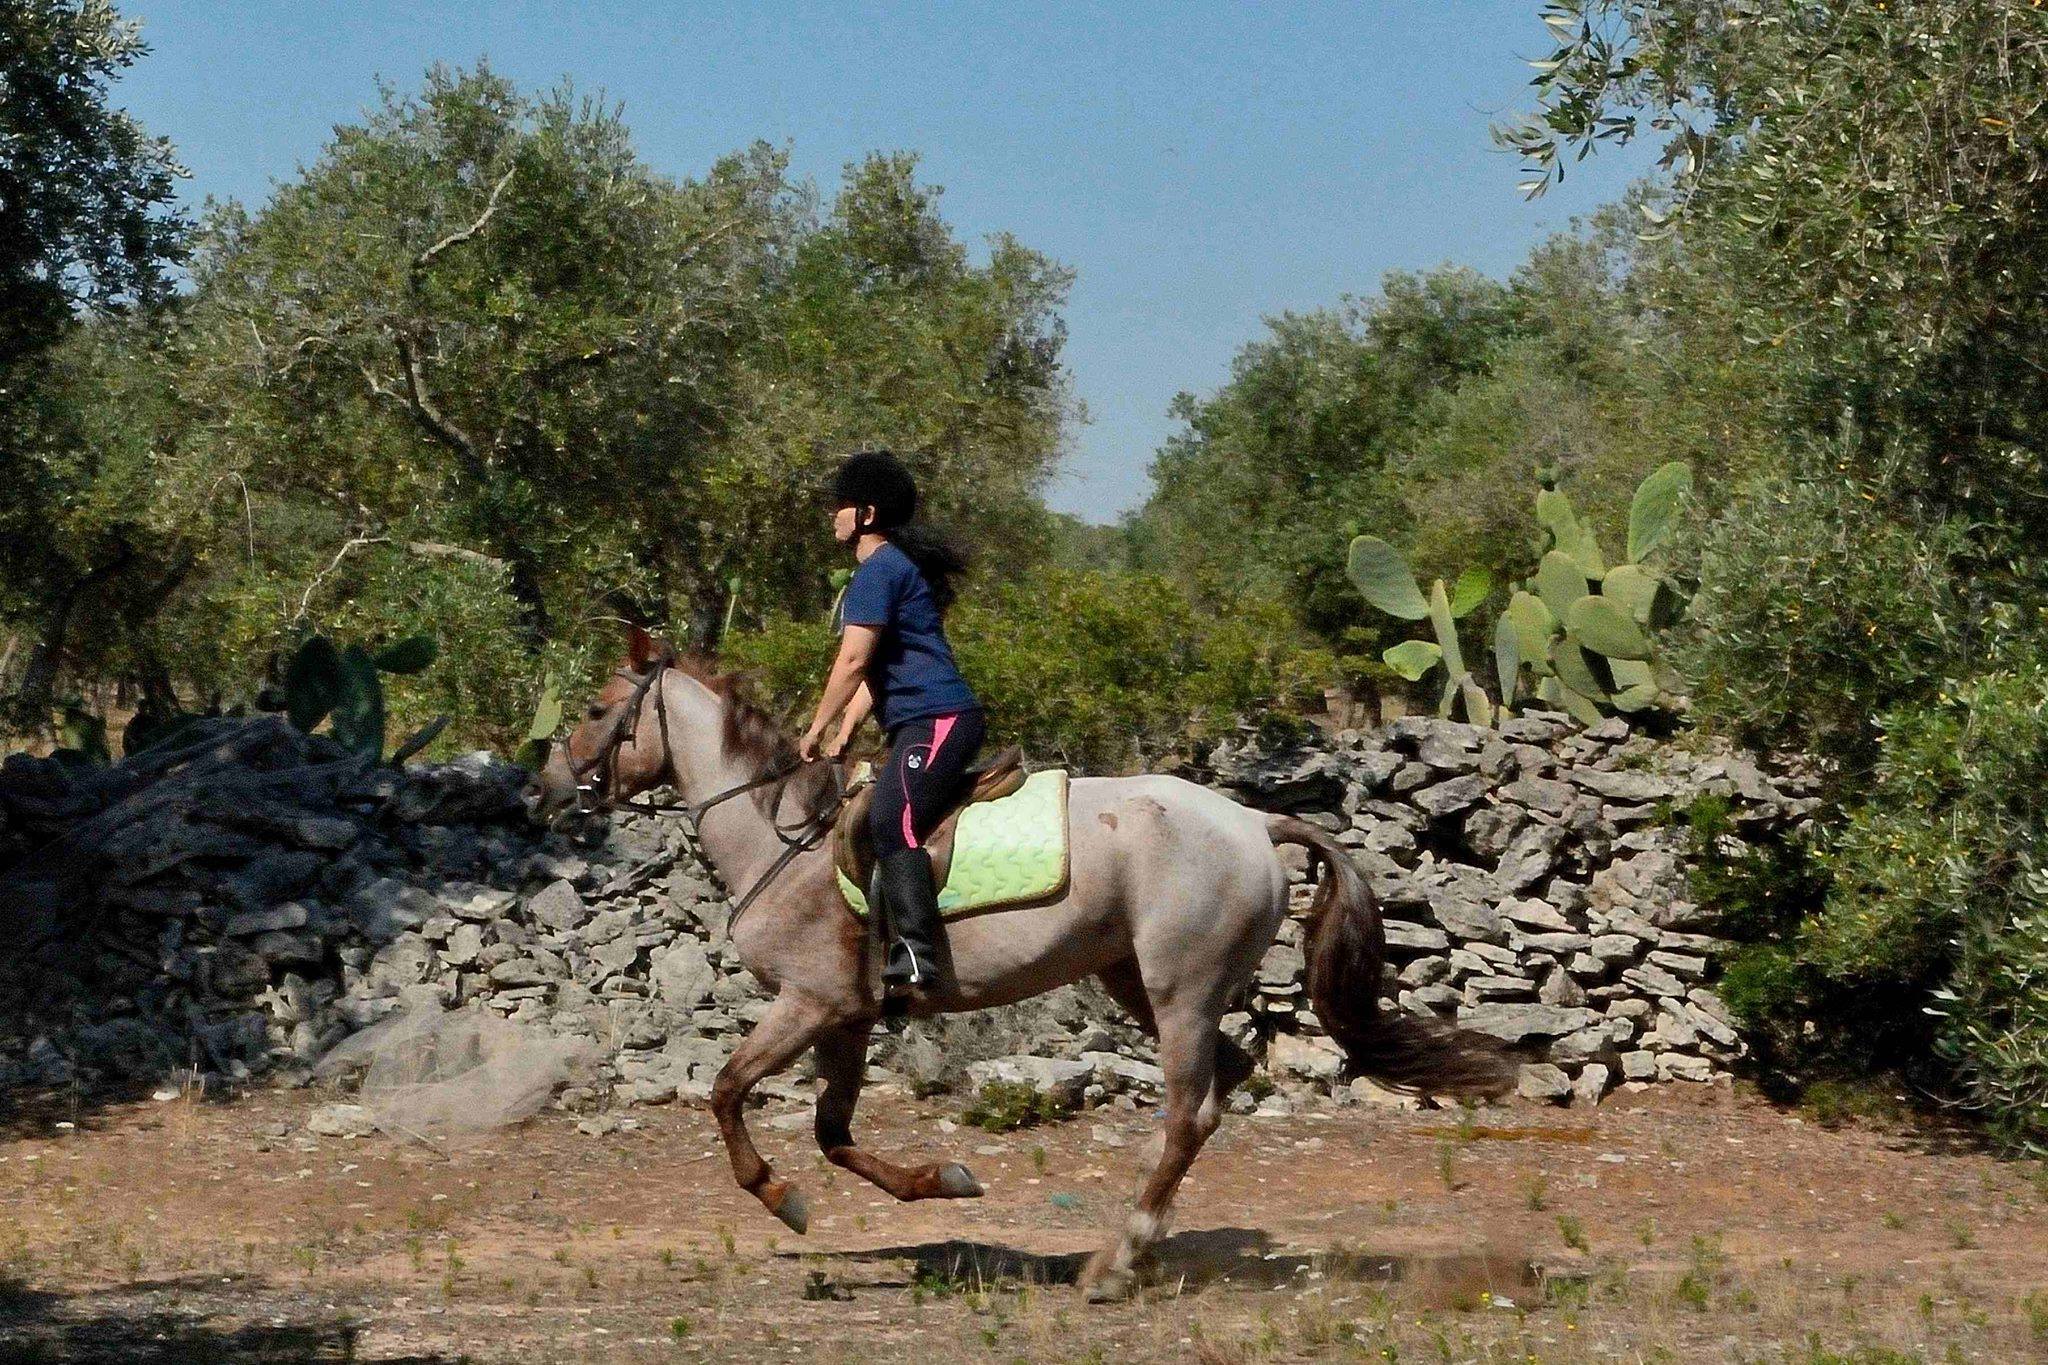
[833, 746, 1027, 902]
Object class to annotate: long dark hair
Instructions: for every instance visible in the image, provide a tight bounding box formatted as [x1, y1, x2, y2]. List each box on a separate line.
[887, 522, 969, 613]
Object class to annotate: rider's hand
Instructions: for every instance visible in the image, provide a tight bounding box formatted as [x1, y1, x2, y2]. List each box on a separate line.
[796, 730, 822, 763]
[824, 731, 851, 760]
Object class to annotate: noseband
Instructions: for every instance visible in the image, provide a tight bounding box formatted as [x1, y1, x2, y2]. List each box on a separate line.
[562, 657, 847, 929]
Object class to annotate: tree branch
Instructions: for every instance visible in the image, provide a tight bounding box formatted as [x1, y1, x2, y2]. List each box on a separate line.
[411, 165, 516, 289]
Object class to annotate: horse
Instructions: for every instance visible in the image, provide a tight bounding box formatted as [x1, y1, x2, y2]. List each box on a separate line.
[527, 631, 1510, 1302]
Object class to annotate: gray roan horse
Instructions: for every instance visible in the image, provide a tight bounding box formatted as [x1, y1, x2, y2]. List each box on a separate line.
[530, 632, 1509, 1301]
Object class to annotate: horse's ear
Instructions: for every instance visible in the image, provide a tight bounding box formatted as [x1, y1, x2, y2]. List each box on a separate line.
[627, 625, 655, 670]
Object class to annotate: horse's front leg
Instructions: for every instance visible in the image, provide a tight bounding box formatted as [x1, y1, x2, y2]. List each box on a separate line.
[813, 1020, 983, 1201]
[708, 990, 839, 1233]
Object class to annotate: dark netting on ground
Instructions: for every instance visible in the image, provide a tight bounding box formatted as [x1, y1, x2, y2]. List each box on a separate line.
[313, 1006, 597, 1142]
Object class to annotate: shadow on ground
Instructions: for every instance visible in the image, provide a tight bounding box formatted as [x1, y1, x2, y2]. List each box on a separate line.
[0, 1274, 457, 1364]
[817, 1227, 1539, 1303]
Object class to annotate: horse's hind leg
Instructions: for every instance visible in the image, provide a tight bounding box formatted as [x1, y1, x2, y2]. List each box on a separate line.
[1097, 959, 1254, 1126]
[813, 1021, 982, 1201]
[709, 990, 838, 1234]
[1081, 1003, 1223, 1303]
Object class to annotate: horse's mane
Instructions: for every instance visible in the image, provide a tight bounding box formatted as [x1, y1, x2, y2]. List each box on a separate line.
[668, 652, 837, 819]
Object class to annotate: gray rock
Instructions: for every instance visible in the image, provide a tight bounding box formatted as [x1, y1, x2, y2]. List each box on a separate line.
[1658, 1053, 1715, 1082]
[1549, 1025, 1617, 1063]
[1648, 950, 1708, 979]
[1412, 774, 1490, 817]
[224, 902, 311, 937]
[1590, 934, 1641, 962]
[1267, 1033, 1344, 1082]
[1382, 920, 1449, 952]
[1621, 1050, 1658, 1080]
[652, 941, 715, 1010]
[307, 1103, 378, 1137]
[1425, 885, 1504, 943]
[966, 1055, 1093, 1108]
[488, 956, 553, 987]
[1500, 897, 1574, 932]
[1499, 712, 1570, 744]
[1572, 1063, 1612, 1106]
[1571, 768, 1675, 804]
[1257, 940, 1306, 987]
[444, 886, 517, 923]
[1463, 804, 1526, 859]
[346, 878, 438, 941]
[1538, 966, 1587, 1008]
[1397, 956, 1451, 987]
[1457, 1003, 1599, 1043]
[1498, 775, 1576, 816]
[1495, 822, 1568, 894]
[1517, 1063, 1571, 1102]
[527, 880, 590, 933]
[589, 934, 640, 976]
[439, 923, 485, 967]
[1622, 962, 1687, 997]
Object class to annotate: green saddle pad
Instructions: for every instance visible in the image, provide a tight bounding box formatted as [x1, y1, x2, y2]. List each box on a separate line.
[839, 768, 1071, 917]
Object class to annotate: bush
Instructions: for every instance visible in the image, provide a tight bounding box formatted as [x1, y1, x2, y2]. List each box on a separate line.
[721, 567, 1332, 773]
[1814, 669, 2048, 1150]
[1674, 456, 1970, 771]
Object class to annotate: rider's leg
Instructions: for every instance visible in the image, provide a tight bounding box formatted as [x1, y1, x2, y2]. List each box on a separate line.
[870, 710, 984, 988]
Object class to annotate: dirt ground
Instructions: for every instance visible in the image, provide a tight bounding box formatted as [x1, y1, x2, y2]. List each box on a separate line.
[2, 1075, 2044, 1364]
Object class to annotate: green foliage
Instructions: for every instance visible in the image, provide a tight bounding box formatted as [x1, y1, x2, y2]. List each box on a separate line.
[1344, 537, 1494, 725]
[1674, 456, 1974, 771]
[274, 631, 439, 761]
[723, 569, 1330, 773]
[0, 0, 187, 371]
[959, 1081, 1070, 1133]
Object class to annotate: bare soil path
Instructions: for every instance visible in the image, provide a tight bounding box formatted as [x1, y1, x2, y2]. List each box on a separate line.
[2, 1080, 2043, 1362]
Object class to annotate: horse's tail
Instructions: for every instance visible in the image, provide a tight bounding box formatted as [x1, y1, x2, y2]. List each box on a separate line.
[1266, 816, 1514, 1100]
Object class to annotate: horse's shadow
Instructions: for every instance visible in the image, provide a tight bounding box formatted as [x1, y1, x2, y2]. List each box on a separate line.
[807, 1228, 1539, 1301]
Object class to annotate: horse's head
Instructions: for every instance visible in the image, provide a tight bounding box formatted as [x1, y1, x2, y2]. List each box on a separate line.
[524, 628, 676, 828]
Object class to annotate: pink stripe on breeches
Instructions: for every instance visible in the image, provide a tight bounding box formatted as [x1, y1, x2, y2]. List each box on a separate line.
[901, 713, 959, 850]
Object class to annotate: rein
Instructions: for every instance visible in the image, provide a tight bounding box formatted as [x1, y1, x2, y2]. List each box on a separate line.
[566, 658, 849, 931]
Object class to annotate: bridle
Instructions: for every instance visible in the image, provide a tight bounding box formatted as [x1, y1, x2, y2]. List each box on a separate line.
[563, 657, 849, 930]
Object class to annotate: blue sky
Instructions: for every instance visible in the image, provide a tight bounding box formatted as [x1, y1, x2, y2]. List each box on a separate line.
[119, 1, 1658, 522]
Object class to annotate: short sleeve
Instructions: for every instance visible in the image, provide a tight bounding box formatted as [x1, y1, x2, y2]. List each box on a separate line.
[839, 556, 897, 627]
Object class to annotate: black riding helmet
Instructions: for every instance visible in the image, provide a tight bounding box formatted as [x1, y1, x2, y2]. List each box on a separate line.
[831, 450, 919, 535]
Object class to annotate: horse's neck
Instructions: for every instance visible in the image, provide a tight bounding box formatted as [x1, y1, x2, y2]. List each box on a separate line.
[656, 673, 800, 894]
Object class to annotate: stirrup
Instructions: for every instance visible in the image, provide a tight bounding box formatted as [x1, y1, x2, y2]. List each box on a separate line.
[882, 939, 936, 989]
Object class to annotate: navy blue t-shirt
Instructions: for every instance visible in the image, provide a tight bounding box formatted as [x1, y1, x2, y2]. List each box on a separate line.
[838, 541, 980, 731]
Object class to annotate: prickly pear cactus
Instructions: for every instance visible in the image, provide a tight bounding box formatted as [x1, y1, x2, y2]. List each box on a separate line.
[1346, 536, 1493, 725]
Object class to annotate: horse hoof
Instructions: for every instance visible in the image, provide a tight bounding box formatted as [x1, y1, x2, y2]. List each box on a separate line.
[772, 1187, 810, 1235]
[1083, 1269, 1134, 1304]
[936, 1163, 983, 1198]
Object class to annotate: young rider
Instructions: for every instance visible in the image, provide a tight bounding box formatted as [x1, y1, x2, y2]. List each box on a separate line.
[798, 451, 984, 991]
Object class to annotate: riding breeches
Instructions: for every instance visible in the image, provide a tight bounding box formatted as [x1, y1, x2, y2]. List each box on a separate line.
[868, 709, 986, 858]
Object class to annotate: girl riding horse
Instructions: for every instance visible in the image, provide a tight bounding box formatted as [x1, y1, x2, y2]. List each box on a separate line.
[797, 450, 983, 993]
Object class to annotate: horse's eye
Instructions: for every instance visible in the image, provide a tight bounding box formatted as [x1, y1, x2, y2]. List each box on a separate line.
[587, 703, 607, 719]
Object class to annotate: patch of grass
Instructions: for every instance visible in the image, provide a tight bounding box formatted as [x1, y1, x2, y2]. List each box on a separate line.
[1241, 1072, 1276, 1104]
[1523, 1174, 1548, 1211]
[2022, 1289, 2048, 1340]
[670, 1316, 691, 1339]
[960, 1081, 1072, 1133]
[1948, 1221, 1976, 1250]
[1800, 1078, 1910, 1130]
[1555, 1214, 1590, 1254]
[1882, 1211, 1907, 1230]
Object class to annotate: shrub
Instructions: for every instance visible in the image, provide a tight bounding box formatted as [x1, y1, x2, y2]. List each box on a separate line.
[721, 567, 1331, 773]
[1674, 457, 1970, 771]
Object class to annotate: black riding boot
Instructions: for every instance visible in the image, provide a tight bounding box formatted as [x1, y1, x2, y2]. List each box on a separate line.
[877, 848, 942, 989]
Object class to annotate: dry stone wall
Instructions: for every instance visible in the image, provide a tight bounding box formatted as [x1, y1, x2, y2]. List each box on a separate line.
[1206, 711, 1820, 1105]
[0, 709, 1815, 1115]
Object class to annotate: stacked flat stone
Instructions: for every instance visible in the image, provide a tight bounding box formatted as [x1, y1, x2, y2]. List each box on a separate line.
[1208, 710, 1818, 1105]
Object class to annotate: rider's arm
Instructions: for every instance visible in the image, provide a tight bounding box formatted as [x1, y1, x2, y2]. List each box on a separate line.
[830, 681, 874, 754]
[801, 624, 878, 754]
